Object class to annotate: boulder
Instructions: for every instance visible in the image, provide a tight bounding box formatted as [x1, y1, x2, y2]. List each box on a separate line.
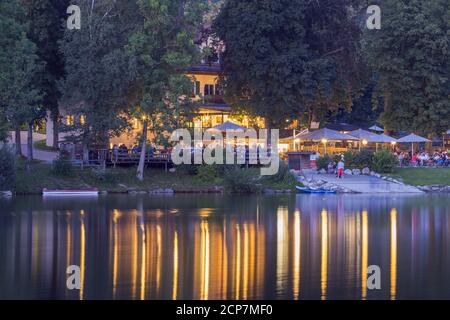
[352, 169, 362, 176]
[362, 167, 371, 175]
[169, 168, 176, 173]
[318, 169, 327, 174]
[344, 169, 353, 176]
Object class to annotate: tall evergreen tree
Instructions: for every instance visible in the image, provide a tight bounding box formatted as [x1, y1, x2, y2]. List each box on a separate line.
[363, 0, 450, 136]
[0, 0, 42, 157]
[22, 0, 69, 148]
[127, 0, 207, 181]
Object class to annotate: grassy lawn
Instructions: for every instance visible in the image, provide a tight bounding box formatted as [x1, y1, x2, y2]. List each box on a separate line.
[13, 161, 297, 194]
[389, 168, 450, 186]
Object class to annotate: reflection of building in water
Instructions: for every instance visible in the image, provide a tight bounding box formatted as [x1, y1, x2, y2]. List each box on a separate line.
[4, 197, 448, 300]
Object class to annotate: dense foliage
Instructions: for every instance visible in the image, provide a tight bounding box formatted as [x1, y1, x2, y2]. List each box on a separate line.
[0, 146, 16, 190]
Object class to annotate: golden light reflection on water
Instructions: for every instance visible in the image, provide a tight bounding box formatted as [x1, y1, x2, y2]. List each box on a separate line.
[293, 210, 301, 300]
[390, 209, 397, 300]
[321, 210, 328, 300]
[7, 197, 445, 300]
[361, 210, 368, 300]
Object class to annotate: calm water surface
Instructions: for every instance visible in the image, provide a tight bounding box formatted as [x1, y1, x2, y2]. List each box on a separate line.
[0, 194, 449, 300]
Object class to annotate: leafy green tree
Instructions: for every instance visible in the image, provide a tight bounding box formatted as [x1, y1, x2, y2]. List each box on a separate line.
[127, 0, 207, 181]
[59, 0, 142, 161]
[213, 0, 367, 130]
[363, 0, 450, 136]
[22, 0, 69, 148]
[0, 0, 42, 158]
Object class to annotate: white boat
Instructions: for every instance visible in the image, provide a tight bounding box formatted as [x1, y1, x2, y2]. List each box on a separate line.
[42, 188, 99, 197]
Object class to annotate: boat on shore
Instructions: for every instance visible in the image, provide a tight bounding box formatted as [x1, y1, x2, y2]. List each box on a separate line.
[42, 188, 99, 196]
[296, 186, 336, 194]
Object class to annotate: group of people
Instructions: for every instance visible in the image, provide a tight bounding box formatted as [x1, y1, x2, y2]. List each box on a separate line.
[327, 156, 346, 179]
[397, 150, 450, 167]
[112, 144, 157, 156]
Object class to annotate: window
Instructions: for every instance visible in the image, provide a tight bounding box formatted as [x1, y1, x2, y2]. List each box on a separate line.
[79, 115, 86, 125]
[204, 84, 214, 96]
[65, 115, 75, 126]
[195, 81, 201, 96]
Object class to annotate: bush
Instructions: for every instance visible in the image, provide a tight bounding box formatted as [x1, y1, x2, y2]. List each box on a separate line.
[316, 156, 331, 171]
[0, 146, 16, 190]
[195, 164, 223, 184]
[51, 151, 74, 177]
[372, 150, 398, 173]
[176, 164, 198, 175]
[261, 161, 297, 188]
[342, 150, 374, 169]
[223, 166, 260, 193]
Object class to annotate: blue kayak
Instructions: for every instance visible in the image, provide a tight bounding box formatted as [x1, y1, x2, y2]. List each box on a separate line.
[296, 186, 336, 194]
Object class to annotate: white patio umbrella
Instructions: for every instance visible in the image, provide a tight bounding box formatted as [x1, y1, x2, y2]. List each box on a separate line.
[211, 121, 247, 132]
[376, 133, 398, 143]
[297, 128, 358, 154]
[349, 129, 386, 143]
[369, 125, 384, 132]
[397, 133, 430, 153]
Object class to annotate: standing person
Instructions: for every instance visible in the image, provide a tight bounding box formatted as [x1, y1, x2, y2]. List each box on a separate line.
[337, 158, 345, 179]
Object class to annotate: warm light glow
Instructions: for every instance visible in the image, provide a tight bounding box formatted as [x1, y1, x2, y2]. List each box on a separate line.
[390, 209, 397, 300]
[276, 207, 288, 294]
[293, 210, 301, 300]
[362, 211, 368, 300]
[362, 139, 368, 146]
[321, 210, 328, 300]
[294, 139, 300, 143]
[321, 139, 328, 144]
[391, 141, 397, 146]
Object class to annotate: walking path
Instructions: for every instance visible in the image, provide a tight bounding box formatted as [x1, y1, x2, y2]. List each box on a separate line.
[302, 170, 424, 194]
[8, 131, 57, 163]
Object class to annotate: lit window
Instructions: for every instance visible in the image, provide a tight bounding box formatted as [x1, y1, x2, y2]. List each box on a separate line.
[66, 115, 75, 126]
[79, 115, 86, 125]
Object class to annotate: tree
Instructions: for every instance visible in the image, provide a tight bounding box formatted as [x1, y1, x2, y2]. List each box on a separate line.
[363, 0, 450, 136]
[0, 0, 42, 158]
[59, 0, 142, 162]
[22, 0, 69, 148]
[213, 0, 367, 131]
[127, 0, 207, 181]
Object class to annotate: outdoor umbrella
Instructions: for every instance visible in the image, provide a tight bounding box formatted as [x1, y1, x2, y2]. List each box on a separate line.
[397, 133, 430, 153]
[447, 129, 450, 135]
[349, 129, 386, 143]
[369, 125, 384, 132]
[376, 134, 397, 143]
[211, 121, 247, 132]
[296, 128, 359, 141]
[296, 128, 358, 154]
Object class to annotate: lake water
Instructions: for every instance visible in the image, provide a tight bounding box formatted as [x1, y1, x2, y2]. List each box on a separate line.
[0, 194, 449, 300]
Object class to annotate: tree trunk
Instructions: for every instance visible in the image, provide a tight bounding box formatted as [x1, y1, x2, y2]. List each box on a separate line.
[52, 110, 59, 149]
[136, 120, 148, 181]
[15, 126, 22, 157]
[426, 133, 433, 153]
[27, 123, 33, 161]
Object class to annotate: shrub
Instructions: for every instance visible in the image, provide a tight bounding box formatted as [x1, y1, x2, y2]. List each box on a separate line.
[372, 150, 398, 173]
[51, 151, 74, 177]
[261, 161, 297, 188]
[195, 164, 222, 184]
[316, 156, 331, 171]
[223, 166, 260, 193]
[0, 146, 16, 190]
[354, 150, 374, 169]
